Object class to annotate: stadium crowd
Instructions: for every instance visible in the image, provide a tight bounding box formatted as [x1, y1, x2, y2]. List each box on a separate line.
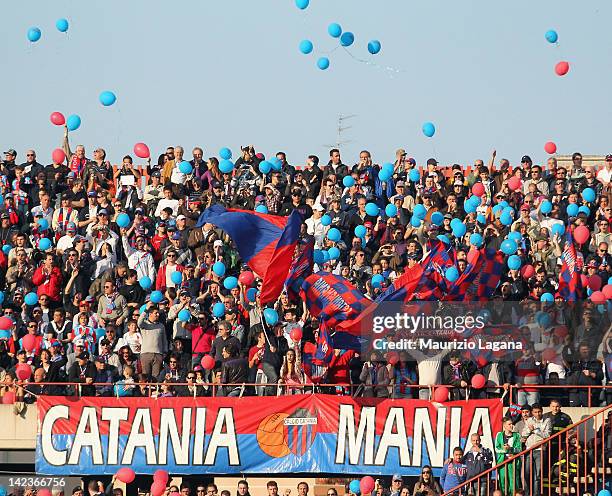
[0, 130, 611, 408]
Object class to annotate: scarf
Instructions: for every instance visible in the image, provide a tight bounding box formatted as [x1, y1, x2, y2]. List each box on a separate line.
[70, 155, 86, 177]
[57, 208, 73, 233]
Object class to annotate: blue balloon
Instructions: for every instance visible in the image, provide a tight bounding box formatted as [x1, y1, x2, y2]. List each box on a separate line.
[295, 0, 309, 9]
[171, 271, 183, 285]
[116, 213, 130, 228]
[327, 227, 341, 242]
[255, 205, 268, 214]
[328, 247, 340, 259]
[382, 162, 394, 174]
[37, 218, 49, 231]
[551, 223, 565, 237]
[508, 231, 522, 242]
[470, 233, 483, 247]
[464, 199, 476, 214]
[317, 57, 330, 70]
[56, 18, 69, 32]
[378, 168, 392, 182]
[66, 114, 81, 131]
[349, 480, 361, 495]
[340, 32, 355, 47]
[219, 147, 232, 160]
[114, 383, 130, 397]
[579, 205, 590, 216]
[385, 204, 398, 217]
[508, 255, 522, 270]
[597, 490, 612, 496]
[470, 195, 482, 207]
[299, 40, 313, 54]
[0, 330, 10, 340]
[501, 239, 518, 255]
[99, 91, 117, 106]
[367, 40, 381, 55]
[410, 216, 421, 228]
[445, 267, 459, 282]
[259, 161, 271, 174]
[498, 201, 509, 209]
[178, 161, 193, 174]
[213, 302, 226, 318]
[1, 245, 10, 255]
[321, 250, 330, 263]
[452, 223, 467, 237]
[582, 187, 596, 203]
[450, 218, 462, 230]
[343, 176, 355, 187]
[413, 204, 427, 219]
[540, 292, 554, 303]
[314, 250, 325, 265]
[219, 159, 234, 174]
[430, 212, 444, 226]
[223, 276, 238, 290]
[95, 327, 106, 340]
[409, 169, 420, 182]
[27, 27, 41, 42]
[355, 225, 366, 238]
[246, 288, 258, 303]
[25, 292, 38, 306]
[0, 292, 4, 305]
[264, 308, 279, 326]
[545, 30, 558, 43]
[321, 214, 331, 226]
[38, 238, 52, 251]
[365, 203, 380, 217]
[500, 213, 513, 226]
[492, 204, 503, 216]
[212, 261, 226, 277]
[328, 23, 342, 38]
[150, 290, 163, 304]
[477, 214, 486, 224]
[536, 311, 551, 327]
[269, 157, 282, 171]
[371, 274, 384, 288]
[437, 234, 450, 244]
[422, 122, 436, 138]
[566, 203, 579, 217]
[540, 200, 552, 214]
[140, 276, 152, 289]
[178, 309, 191, 322]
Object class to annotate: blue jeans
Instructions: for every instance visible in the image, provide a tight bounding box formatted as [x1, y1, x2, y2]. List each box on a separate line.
[517, 389, 540, 406]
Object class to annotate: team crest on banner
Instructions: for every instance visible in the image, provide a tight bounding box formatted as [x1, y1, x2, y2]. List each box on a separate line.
[256, 408, 318, 458]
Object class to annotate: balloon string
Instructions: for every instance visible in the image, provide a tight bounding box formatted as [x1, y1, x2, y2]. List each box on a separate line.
[319, 45, 341, 56]
[341, 47, 405, 77]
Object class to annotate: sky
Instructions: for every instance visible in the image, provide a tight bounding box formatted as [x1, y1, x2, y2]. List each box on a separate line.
[3, 0, 612, 168]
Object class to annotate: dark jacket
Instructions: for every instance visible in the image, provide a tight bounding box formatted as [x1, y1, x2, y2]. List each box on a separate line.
[463, 446, 494, 480]
[221, 357, 248, 385]
[67, 360, 97, 396]
[262, 332, 289, 371]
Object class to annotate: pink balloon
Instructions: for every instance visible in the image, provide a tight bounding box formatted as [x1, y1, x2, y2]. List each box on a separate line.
[151, 481, 167, 496]
[591, 290, 606, 305]
[52, 148, 66, 165]
[0, 316, 13, 330]
[603, 284, 612, 300]
[520, 264, 535, 279]
[589, 275, 602, 291]
[433, 386, 449, 402]
[22, 334, 37, 352]
[38, 490, 52, 496]
[360, 476, 375, 495]
[542, 348, 557, 362]
[238, 271, 255, 286]
[15, 363, 31, 381]
[471, 182, 485, 197]
[153, 469, 169, 484]
[290, 328, 303, 342]
[201, 355, 215, 370]
[471, 373, 486, 389]
[544, 142, 557, 154]
[555, 61, 570, 76]
[134, 142, 150, 159]
[507, 176, 522, 191]
[50, 112, 65, 126]
[573, 225, 590, 245]
[116, 467, 136, 484]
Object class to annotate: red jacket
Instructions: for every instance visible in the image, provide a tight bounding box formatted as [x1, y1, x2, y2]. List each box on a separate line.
[327, 349, 356, 384]
[155, 264, 185, 291]
[32, 266, 63, 302]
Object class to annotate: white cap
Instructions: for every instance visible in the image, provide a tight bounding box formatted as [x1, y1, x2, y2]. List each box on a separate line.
[176, 215, 186, 221]
[213, 240, 224, 248]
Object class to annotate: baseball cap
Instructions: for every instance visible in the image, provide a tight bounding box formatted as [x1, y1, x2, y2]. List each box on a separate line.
[156, 221, 166, 228]
[0, 212, 9, 219]
[395, 180, 406, 187]
[606, 154, 612, 161]
[4, 149, 16, 156]
[213, 239, 224, 248]
[312, 202, 325, 211]
[407, 157, 416, 165]
[211, 180, 221, 188]
[87, 190, 97, 197]
[176, 215, 186, 221]
[151, 170, 161, 178]
[171, 232, 182, 240]
[427, 158, 438, 166]
[395, 148, 406, 158]
[520, 205, 530, 211]
[98, 208, 108, 216]
[67, 172, 76, 179]
[521, 155, 532, 164]
[392, 474, 403, 482]
[135, 207, 144, 215]
[364, 221, 374, 228]
[76, 351, 89, 360]
[51, 340, 62, 347]
[66, 222, 76, 232]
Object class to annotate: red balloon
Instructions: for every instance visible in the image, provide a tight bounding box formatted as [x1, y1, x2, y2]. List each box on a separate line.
[471, 182, 485, 197]
[238, 271, 255, 286]
[386, 351, 399, 366]
[507, 176, 522, 191]
[38, 490, 52, 496]
[52, 148, 66, 165]
[2, 391, 15, 404]
[22, 334, 37, 352]
[602, 284, 612, 300]
[290, 328, 303, 342]
[573, 225, 590, 245]
[591, 290, 606, 305]
[589, 275, 603, 291]
[151, 482, 167, 496]
[520, 264, 535, 279]
[15, 363, 31, 381]
[553, 325, 569, 339]
[555, 61, 570, 76]
[542, 348, 557, 362]
[544, 142, 557, 154]
[0, 316, 13, 330]
[116, 467, 136, 484]
[360, 476, 376, 495]
[471, 373, 486, 389]
[580, 274, 589, 288]
[201, 355, 215, 370]
[475, 356, 489, 368]
[433, 386, 449, 403]
[153, 469, 169, 484]
[50, 112, 65, 126]
[134, 142, 150, 159]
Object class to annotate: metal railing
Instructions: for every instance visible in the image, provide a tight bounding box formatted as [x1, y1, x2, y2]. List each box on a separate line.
[442, 402, 612, 496]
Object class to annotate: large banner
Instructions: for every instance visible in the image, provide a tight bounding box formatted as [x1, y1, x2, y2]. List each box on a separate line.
[36, 395, 501, 476]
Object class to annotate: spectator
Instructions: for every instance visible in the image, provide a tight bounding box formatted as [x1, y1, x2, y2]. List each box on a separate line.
[138, 304, 168, 378]
[440, 447, 468, 495]
[442, 352, 475, 400]
[220, 343, 247, 397]
[278, 348, 307, 395]
[521, 403, 551, 496]
[566, 341, 604, 406]
[389, 474, 403, 496]
[67, 351, 96, 396]
[359, 351, 390, 398]
[495, 418, 522, 496]
[463, 433, 494, 496]
[411, 465, 442, 495]
[236, 481, 250, 496]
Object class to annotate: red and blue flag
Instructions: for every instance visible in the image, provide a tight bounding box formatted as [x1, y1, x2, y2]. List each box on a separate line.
[285, 236, 315, 302]
[559, 228, 582, 301]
